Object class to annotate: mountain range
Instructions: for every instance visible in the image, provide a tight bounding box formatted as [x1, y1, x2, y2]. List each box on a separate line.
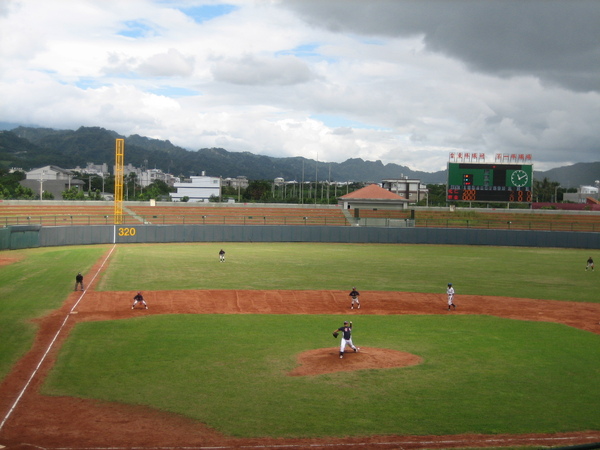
[0, 124, 598, 187]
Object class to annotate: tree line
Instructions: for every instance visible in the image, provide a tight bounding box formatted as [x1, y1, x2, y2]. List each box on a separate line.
[0, 168, 573, 205]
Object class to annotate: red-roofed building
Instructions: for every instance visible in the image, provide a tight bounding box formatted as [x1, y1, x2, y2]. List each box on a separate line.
[338, 184, 409, 211]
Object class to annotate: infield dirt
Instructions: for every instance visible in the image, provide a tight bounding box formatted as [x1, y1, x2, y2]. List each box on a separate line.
[0, 250, 599, 449]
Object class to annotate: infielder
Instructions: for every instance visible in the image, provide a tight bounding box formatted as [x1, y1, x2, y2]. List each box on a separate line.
[349, 287, 360, 309]
[334, 320, 359, 358]
[447, 283, 456, 311]
[132, 292, 148, 310]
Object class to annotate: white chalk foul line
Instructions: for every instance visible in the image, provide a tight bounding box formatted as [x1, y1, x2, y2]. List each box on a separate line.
[0, 244, 117, 432]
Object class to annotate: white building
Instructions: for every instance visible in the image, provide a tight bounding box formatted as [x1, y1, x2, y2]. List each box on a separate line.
[72, 162, 109, 176]
[222, 176, 249, 189]
[381, 178, 428, 203]
[138, 168, 179, 188]
[171, 172, 221, 202]
[563, 185, 600, 203]
[21, 165, 84, 199]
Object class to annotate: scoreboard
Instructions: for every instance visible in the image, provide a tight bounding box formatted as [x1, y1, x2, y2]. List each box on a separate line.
[447, 162, 533, 203]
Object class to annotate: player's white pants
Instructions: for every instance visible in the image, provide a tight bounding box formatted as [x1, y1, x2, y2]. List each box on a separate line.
[447, 294, 454, 306]
[340, 337, 357, 353]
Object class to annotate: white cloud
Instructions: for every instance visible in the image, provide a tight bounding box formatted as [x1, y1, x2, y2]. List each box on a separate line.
[0, 0, 598, 174]
[137, 49, 195, 77]
[212, 54, 313, 86]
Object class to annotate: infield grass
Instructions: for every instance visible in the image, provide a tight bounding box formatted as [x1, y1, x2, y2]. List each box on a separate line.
[97, 243, 598, 302]
[44, 314, 600, 438]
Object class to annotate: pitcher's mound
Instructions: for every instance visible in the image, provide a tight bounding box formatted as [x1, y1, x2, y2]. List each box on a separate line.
[288, 347, 422, 376]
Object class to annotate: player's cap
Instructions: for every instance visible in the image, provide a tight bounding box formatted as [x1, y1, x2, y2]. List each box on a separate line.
[448, 283, 452, 286]
[137, 291, 141, 294]
[344, 321, 349, 324]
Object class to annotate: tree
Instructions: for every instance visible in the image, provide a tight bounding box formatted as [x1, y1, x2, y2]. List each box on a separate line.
[243, 180, 271, 201]
[61, 187, 86, 200]
[137, 180, 173, 201]
[533, 177, 560, 202]
[0, 170, 33, 199]
[423, 184, 447, 206]
[13, 184, 35, 199]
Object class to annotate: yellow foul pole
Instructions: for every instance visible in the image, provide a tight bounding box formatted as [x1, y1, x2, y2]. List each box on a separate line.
[114, 139, 124, 224]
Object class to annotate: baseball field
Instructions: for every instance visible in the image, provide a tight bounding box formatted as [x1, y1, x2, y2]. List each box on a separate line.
[0, 242, 599, 449]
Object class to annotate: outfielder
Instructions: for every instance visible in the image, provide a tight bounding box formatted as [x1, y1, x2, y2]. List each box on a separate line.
[333, 320, 359, 358]
[586, 256, 594, 271]
[219, 249, 226, 262]
[447, 283, 456, 311]
[349, 287, 360, 309]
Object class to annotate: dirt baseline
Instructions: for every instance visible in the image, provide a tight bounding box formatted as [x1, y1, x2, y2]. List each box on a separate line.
[0, 277, 599, 448]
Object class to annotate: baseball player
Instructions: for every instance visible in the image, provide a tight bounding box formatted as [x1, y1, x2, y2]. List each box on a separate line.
[447, 283, 456, 311]
[334, 320, 359, 358]
[132, 292, 148, 310]
[586, 256, 594, 271]
[219, 249, 226, 262]
[349, 287, 360, 309]
[74, 272, 84, 291]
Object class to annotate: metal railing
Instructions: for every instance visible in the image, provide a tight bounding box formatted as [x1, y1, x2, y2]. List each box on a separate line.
[0, 214, 351, 227]
[1, 214, 599, 232]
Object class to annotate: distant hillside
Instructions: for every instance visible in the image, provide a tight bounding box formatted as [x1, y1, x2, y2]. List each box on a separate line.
[0, 125, 597, 185]
[534, 162, 600, 188]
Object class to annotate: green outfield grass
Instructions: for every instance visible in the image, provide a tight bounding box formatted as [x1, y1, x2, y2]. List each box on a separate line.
[97, 243, 598, 302]
[43, 314, 600, 438]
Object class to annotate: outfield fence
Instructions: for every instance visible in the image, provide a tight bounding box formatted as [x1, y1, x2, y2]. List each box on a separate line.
[1, 224, 599, 250]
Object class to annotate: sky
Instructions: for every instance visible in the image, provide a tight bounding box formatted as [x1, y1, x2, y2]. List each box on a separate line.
[0, 0, 598, 173]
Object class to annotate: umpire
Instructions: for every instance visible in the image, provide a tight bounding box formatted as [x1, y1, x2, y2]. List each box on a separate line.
[74, 272, 84, 291]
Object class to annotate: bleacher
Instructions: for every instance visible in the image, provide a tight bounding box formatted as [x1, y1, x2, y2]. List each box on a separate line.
[1, 202, 598, 232]
[127, 205, 349, 226]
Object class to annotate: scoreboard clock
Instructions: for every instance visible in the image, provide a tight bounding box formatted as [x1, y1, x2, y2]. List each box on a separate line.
[447, 162, 533, 203]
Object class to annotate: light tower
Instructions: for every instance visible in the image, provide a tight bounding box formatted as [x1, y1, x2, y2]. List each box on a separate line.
[114, 139, 124, 224]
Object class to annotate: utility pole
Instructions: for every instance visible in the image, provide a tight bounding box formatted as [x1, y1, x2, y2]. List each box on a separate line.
[38, 170, 46, 201]
[315, 154, 318, 205]
[301, 160, 304, 205]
